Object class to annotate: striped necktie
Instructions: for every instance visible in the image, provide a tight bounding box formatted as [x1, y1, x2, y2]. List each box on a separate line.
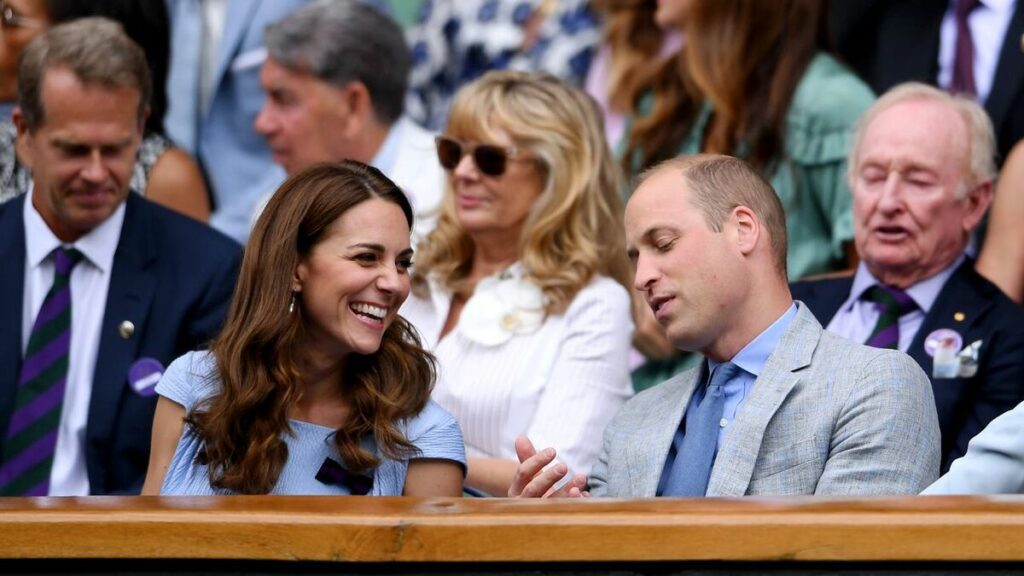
[863, 284, 917, 350]
[0, 246, 84, 496]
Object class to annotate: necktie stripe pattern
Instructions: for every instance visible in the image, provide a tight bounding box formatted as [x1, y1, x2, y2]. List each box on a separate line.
[863, 284, 917, 350]
[0, 247, 83, 496]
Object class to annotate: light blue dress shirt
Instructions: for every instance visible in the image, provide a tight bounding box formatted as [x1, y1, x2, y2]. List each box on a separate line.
[825, 257, 963, 352]
[657, 303, 799, 495]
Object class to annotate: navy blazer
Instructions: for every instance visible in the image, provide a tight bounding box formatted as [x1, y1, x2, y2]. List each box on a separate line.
[832, 0, 1024, 164]
[0, 193, 241, 494]
[792, 260, 1024, 472]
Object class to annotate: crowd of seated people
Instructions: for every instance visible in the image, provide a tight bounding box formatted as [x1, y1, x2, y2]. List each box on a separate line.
[0, 0, 1023, 500]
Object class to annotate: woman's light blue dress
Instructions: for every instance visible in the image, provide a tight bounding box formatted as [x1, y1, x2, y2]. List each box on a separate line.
[157, 351, 466, 495]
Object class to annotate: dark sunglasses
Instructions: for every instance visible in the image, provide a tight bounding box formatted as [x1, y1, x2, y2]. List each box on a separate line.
[435, 135, 520, 177]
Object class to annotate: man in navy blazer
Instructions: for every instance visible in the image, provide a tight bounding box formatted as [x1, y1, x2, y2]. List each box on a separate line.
[0, 20, 240, 495]
[831, 0, 1024, 164]
[792, 83, 1024, 472]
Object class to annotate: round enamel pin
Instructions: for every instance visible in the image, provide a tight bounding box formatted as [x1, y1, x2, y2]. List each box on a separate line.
[128, 358, 164, 397]
[924, 328, 963, 358]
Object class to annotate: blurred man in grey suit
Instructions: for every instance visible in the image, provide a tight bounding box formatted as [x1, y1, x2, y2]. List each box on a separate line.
[511, 154, 941, 498]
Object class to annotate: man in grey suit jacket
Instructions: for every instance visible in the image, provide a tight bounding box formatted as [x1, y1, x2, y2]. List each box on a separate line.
[511, 154, 941, 498]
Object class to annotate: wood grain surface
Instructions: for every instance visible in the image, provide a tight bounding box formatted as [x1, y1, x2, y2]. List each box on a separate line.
[0, 496, 1022, 562]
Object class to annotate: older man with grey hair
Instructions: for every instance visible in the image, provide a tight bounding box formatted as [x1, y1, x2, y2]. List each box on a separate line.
[792, 82, 1024, 473]
[253, 0, 442, 240]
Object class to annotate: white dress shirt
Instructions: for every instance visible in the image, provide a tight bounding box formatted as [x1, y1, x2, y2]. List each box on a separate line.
[22, 193, 124, 496]
[401, 265, 634, 478]
[937, 0, 1017, 103]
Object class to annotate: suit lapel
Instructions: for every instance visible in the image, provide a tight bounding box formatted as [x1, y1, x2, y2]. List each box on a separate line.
[984, 2, 1024, 143]
[207, 0, 262, 118]
[627, 369, 701, 497]
[86, 196, 157, 464]
[908, 261, 990, 374]
[0, 196, 27, 446]
[706, 305, 817, 496]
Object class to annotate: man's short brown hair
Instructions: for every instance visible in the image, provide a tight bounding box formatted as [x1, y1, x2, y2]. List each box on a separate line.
[639, 154, 789, 276]
[17, 17, 151, 132]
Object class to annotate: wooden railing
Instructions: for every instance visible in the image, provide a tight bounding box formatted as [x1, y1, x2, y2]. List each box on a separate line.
[1, 496, 1023, 571]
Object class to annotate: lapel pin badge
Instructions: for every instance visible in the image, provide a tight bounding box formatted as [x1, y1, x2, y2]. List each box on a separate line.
[128, 358, 164, 397]
[953, 312, 965, 322]
[118, 320, 135, 339]
[925, 329, 963, 378]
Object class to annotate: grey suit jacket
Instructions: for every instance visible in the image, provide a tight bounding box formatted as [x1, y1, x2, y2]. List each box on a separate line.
[589, 304, 941, 497]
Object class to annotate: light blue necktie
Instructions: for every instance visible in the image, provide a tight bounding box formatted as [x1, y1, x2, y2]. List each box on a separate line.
[165, 0, 202, 153]
[663, 362, 740, 497]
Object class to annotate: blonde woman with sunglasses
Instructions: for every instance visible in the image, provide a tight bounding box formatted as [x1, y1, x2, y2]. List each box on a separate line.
[403, 70, 635, 497]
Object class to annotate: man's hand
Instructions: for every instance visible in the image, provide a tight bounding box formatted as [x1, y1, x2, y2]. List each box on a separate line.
[508, 436, 589, 498]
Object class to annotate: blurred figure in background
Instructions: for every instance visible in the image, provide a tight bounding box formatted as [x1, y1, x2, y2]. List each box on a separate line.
[977, 141, 1024, 303]
[584, 0, 682, 147]
[164, 0, 307, 242]
[254, 0, 443, 242]
[406, 0, 601, 131]
[831, 0, 1024, 165]
[402, 71, 635, 496]
[0, 0, 209, 221]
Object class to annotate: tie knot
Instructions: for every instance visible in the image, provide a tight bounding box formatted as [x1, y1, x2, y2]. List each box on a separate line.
[955, 0, 980, 19]
[52, 247, 84, 276]
[863, 284, 917, 316]
[707, 361, 740, 391]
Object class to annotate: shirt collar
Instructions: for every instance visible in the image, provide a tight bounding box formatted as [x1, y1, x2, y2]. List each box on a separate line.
[24, 184, 126, 273]
[711, 303, 798, 378]
[847, 255, 965, 314]
[972, 0, 1015, 14]
[369, 116, 405, 175]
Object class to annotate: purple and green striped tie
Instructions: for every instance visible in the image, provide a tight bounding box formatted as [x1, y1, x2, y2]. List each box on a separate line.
[863, 284, 917, 350]
[0, 246, 83, 496]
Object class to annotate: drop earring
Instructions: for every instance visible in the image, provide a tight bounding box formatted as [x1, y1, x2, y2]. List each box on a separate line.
[288, 292, 296, 314]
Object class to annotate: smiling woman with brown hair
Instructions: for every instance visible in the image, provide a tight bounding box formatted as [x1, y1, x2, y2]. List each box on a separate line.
[142, 161, 466, 496]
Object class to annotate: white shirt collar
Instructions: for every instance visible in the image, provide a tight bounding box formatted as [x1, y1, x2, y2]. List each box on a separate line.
[24, 184, 126, 273]
[975, 0, 1016, 14]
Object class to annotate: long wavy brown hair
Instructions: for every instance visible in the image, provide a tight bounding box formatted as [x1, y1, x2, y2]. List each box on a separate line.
[623, 0, 829, 177]
[411, 71, 633, 315]
[591, 0, 672, 116]
[188, 161, 436, 494]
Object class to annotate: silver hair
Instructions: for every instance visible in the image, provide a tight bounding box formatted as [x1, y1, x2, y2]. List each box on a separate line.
[263, 0, 409, 124]
[848, 82, 997, 196]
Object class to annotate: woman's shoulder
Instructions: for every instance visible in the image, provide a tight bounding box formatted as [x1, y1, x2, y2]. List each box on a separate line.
[789, 53, 875, 130]
[156, 350, 221, 411]
[785, 54, 875, 163]
[403, 401, 466, 463]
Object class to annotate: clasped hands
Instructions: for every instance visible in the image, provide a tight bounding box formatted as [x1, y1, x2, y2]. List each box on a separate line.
[507, 436, 590, 498]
